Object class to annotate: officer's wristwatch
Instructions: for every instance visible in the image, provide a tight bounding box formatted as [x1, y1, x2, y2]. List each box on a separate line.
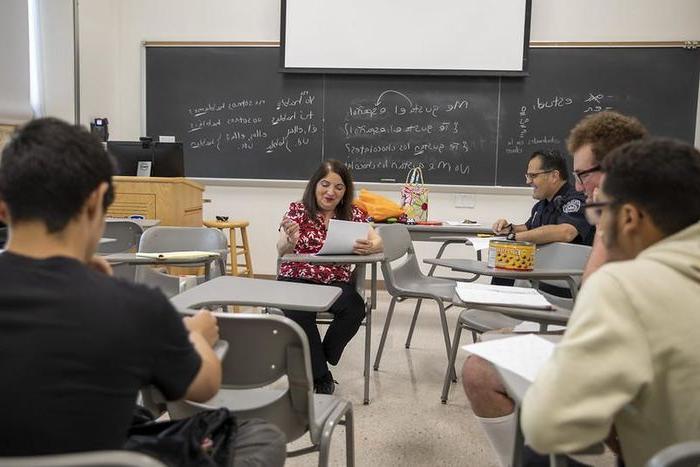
[506, 231, 517, 241]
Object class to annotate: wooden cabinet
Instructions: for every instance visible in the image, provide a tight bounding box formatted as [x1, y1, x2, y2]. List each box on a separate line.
[108, 176, 204, 226]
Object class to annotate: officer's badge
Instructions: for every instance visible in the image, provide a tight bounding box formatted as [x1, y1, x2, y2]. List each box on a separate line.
[563, 199, 582, 214]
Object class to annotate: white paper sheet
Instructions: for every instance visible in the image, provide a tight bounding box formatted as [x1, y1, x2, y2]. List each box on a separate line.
[136, 251, 218, 260]
[463, 334, 555, 383]
[456, 282, 553, 309]
[512, 321, 566, 333]
[466, 235, 505, 251]
[316, 219, 371, 255]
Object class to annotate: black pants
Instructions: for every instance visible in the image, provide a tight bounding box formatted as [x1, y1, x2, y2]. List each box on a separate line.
[278, 276, 365, 381]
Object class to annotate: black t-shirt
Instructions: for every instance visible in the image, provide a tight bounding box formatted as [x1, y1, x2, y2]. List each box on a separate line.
[525, 183, 595, 246]
[0, 252, 202, 456]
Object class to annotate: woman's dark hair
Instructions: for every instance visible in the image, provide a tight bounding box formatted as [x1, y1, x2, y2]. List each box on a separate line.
[529, 149, 569, 182]
[0, 117, 115, 233]
[301, 160, 354, 221]
[602, 138, 700, 236]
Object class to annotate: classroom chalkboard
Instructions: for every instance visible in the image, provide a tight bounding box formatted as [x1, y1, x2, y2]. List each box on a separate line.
[146, 46, 700, 186]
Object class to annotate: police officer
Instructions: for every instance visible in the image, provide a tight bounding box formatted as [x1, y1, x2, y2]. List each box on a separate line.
[493, 150, 594, 246]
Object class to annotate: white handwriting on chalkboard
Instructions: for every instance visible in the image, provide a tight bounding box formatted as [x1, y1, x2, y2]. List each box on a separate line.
[375, 90, 413, 107]
[271, 109, 314, 126]
[347, 104, 387, 119]
[583, 92, 615, 113]
[345, 157, 470, 175]
[533, 96, 574, 111]
[276, 91, 315, 110]
[190, 133, 222, 151]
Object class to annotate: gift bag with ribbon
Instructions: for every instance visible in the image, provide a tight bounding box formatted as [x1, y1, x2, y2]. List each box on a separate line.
[400, 167, 429, 222]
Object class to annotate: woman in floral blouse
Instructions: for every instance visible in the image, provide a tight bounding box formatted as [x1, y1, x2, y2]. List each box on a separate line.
[277, 160, 383, 394]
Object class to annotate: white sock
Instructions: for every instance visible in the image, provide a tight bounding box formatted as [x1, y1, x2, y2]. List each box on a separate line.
[476, 412, 517, 467]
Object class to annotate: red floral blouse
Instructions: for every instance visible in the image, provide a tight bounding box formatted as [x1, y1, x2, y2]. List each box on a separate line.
[279, 201, 369, 284]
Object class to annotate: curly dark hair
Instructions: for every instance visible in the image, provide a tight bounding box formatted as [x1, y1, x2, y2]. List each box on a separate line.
[602, 138, 700, 236]
[567, 111, 647, 164]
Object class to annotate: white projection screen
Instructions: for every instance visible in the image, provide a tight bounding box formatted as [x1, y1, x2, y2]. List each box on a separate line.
[281, 0, 531, 75]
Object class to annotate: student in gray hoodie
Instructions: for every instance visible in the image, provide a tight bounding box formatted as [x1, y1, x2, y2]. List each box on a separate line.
[522, 138, 700, 466]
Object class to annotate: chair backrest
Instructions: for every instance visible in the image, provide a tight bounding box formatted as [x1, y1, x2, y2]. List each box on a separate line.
[534, 242, 592, 290]
[139, 226, 227, 256]
[375, 224, 425, 296]
[647, 441, 700, 467]
[135, 227, 228, 296]
[0, 451, 166, 467]
[168, 314, 317, 444]
[98, 220, 144, 254]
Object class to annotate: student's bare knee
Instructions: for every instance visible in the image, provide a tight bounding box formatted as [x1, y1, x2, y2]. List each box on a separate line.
[462, 356, 499, 396]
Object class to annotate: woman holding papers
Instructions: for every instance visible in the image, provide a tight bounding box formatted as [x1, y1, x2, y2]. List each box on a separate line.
[277, 160, 382, 394]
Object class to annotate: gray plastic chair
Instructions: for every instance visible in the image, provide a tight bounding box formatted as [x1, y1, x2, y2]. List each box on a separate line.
[99, 220, 144, 282]
[647, 441, 700, 467]
[135, 226, 227, 298]
[0, 451, 165, 467]
[166, 313, 355, 467]
[458, 242, 591, 342]
[98, 220, 144, 254]
[373, 224, 457, 380]
[269, 260, 373, 404]
[440, 242, 591, 403]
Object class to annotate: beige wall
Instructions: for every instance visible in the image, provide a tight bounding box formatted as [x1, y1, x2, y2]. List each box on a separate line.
[39, 0, 700, 274]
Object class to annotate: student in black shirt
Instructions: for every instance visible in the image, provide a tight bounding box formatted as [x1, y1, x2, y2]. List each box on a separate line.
[0, 118, 285, 465]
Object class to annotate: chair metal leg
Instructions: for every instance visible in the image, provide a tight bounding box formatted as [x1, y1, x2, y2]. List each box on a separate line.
[363, 301, 371, 405]
[404, 299, 422, 349]
[441, 319, 464, 403]
[436, 300, 456, 382]
[373, 297, 397, 371]
[318, 403, 354, 467]
[344, 404, 355, 467]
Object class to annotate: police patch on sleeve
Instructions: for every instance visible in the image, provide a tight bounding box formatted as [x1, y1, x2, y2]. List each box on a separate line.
[563, 199, 582, 214]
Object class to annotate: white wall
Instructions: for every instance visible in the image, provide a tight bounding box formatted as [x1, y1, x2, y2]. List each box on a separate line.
[40, 0, 700, 275]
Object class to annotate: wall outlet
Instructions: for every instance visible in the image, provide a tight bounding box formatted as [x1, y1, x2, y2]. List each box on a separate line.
[454, 194, 475, 208]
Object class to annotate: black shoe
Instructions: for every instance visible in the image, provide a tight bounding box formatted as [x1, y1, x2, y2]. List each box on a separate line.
[314, 372, 336, 395]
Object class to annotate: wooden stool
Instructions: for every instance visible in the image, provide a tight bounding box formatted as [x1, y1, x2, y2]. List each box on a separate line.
[203, 220, 253, 277]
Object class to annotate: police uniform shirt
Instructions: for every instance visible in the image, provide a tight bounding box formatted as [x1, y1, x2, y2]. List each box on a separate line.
[525, 183, 594, 245]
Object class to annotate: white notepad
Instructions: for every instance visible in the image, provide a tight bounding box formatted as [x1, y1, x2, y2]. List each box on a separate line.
[456, 282, 553, 309]
[466, 236, 505, 251]
[463, 334, 555, 383]
[316, 219, 371, 255]
[136, 251, 218, 260]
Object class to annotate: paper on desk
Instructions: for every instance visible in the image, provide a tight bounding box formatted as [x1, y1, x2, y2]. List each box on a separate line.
[445, 220, 482, 226]
[136, 251, 217, 260]
[456, 282, 553, 309]
[316, 219, 371, 255]
[513, 321, 566, 333]
[466, 235, 505, 251]
[463, 334, 555, 383]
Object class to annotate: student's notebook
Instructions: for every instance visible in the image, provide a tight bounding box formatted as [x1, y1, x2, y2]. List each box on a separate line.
[456, 282, 553, 309]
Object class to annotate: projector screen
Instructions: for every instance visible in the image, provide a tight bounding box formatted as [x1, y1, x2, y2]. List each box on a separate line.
[281, 0, 531, 75]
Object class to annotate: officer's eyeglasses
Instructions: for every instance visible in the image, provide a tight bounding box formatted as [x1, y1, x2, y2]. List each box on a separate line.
[573, 165, 601, 185]
[524, 170, 553, 182]
[584, 201, 614, 225]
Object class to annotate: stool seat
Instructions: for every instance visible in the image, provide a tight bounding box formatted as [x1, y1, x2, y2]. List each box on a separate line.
[204, 219, 253, 277]
[203, 220, 249, 229]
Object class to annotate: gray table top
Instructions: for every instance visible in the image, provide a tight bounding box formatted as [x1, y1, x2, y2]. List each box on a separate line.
[106, 218, 161, 229]
[281, 253, 385, 264]
[104, 252, 220, 265]
[406, 224, 493, 235]
[171, 276, 342, 312]
[425, 258, 583, 280]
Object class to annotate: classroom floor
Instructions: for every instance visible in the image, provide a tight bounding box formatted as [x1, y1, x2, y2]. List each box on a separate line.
[276, 291, 617, 467]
